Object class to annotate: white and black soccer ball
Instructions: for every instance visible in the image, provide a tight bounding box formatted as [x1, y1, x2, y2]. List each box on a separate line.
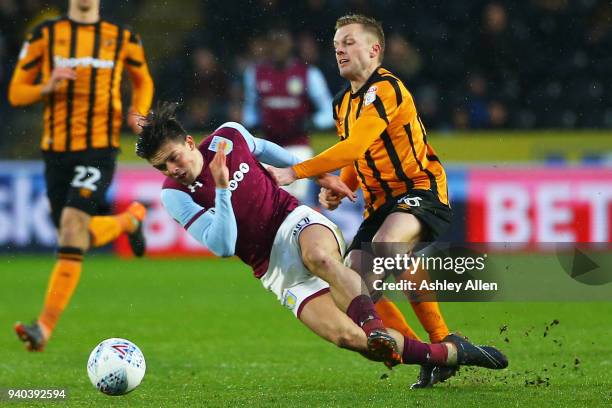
[87, 338, 146, 396]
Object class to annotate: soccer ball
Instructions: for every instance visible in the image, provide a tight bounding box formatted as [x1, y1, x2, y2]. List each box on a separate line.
[86, 338, 146, 396]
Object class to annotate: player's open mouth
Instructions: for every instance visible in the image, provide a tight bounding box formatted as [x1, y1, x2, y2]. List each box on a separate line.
[338, 58, 349, 66]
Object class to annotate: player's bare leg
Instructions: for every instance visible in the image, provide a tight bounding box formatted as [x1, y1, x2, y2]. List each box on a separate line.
[16, 201, 148, 351]
[298, 292, 368, 352]
[298, 224, 401, 365]
[375, 212, 456, 385]
[346, 211, 454, 384]
[299, 224, 365, 310]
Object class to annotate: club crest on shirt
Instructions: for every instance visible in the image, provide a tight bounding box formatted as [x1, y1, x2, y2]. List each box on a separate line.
[18, 42, 29, 60]
[287, 76, 304, 96]
[208, 136, 233, 154]
[364, 85, 377, 106]
[283, 290, 298, 310]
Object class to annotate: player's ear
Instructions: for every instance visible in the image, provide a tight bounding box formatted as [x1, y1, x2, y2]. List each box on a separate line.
[185, 135, 194, 149]
[370, 43, 381, 59]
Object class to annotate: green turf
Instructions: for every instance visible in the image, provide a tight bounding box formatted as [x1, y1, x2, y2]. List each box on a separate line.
[1, 255, 611, 407]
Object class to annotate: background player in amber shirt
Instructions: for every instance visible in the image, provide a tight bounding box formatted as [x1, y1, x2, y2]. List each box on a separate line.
[8, 0, 154, 351]
[268, 14, 458, 387]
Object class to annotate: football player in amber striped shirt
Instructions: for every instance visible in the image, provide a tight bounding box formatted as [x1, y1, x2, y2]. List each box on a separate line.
[9, 0, 153, 351]
[267, 14, 462, 387]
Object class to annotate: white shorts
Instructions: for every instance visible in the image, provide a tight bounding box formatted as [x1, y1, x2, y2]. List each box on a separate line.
[260, 205, 346, 318]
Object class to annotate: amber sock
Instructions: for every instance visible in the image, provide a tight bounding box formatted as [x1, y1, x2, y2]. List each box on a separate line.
[38, 247, 84, 336]
[395, 268, 450, 343]
[410, 301, 450, 343]
[89, 213, 136, 247]
[375, 297, 421, 341]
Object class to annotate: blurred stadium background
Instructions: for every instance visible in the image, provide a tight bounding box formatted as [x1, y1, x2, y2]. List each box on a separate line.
[1, 0, 611, 253]
[1, 1, 611, 405]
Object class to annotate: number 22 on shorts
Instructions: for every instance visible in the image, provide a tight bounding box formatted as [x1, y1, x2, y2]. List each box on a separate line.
[70, 165, 101, 191]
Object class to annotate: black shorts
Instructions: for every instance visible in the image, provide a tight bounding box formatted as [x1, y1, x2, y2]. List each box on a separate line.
[346, 189, 452, 254]
[43, 149, 117, 227]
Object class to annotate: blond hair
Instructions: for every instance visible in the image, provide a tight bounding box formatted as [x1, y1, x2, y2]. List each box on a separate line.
[335, 14, 385, 59]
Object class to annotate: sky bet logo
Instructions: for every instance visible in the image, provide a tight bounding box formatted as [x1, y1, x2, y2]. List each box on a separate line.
[228, 163, 250, 191]
[54, 56, 114, 69]
[0, 165, 56, 249]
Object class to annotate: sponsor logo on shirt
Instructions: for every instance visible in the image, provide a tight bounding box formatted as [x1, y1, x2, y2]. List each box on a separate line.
[262, 96, 301, 109]
[54, 55, 115, 69]
[228, 163, 250, 191]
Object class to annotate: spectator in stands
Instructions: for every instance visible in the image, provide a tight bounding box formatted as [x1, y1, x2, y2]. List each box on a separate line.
[182, 45, 230, 130]
[385, 33, 423, 84]
[242, 27, 334, 203]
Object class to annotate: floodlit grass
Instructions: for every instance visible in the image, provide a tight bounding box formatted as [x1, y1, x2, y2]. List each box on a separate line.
[1, 255, 611, 406]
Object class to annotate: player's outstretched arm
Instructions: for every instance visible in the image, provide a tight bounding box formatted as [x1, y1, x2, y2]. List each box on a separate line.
[161, 187, 237, 257]
[263, 116, 385, 192]
[161, 144, 237, 257]
[291, 116, 387, 179]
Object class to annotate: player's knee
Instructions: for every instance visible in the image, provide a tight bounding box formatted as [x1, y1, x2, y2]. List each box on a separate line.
[372, 231, 417, 257]
[60, 217, 83, 237]
[58, 210, 90, 245]
[302, 246, 337, 272]
[372, 230, 402, 244]
[374, 215, 422, 244]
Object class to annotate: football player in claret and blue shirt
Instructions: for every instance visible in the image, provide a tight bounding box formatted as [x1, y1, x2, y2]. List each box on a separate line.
[242, 27, 334, 203]
[135, 101, 508, 376]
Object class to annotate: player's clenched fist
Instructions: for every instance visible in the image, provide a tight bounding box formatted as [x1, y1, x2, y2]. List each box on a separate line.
[319, 187, 343, 210]
[209, 141, 229, 188]
[316, 173, 356, 203]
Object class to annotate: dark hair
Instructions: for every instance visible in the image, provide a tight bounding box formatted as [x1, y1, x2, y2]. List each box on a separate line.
[136, 101, 188, 160]
[335, 14, 385, 61]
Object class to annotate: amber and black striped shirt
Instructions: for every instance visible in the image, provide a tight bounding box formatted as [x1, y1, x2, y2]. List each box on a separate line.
[8, 15, 154, 153]
[293, 67, 448, 218]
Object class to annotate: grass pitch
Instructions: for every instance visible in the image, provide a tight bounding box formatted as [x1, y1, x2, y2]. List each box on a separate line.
[1, 255, 611, 407]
